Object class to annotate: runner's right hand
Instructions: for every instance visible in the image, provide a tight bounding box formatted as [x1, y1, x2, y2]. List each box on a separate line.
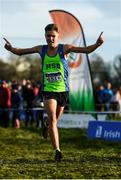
[3, 38, 12, 51]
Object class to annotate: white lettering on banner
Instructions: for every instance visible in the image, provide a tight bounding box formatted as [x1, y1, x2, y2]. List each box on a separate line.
[104, 130, 120, 138]
[57, 114, 106, 128]
[95, 125, 121, 139]
[95, 126, 103, 138]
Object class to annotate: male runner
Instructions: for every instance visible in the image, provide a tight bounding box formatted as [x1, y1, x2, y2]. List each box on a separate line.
[4, 23, 104, 161]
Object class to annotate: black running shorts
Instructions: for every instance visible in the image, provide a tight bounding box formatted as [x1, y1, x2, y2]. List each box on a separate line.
[42, 91, 69, 107]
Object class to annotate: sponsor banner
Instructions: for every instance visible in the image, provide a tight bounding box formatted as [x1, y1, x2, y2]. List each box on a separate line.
[58, 114, 106, 128]
[88, 121, 121, 141]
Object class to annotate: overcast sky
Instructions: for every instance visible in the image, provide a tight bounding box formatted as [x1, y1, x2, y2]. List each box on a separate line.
[0, 0, 121, 62]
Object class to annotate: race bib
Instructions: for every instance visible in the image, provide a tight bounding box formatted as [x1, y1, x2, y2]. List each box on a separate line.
[46, 72, 62, 82]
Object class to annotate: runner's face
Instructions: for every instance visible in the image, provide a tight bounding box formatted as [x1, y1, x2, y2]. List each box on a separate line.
[45, 30, 59, 47]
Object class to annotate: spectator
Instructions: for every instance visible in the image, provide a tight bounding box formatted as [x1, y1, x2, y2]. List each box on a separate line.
[21, 79, 28, 108]
[11, 83, 23, 128]
[33, 82, 40, 97]
[0, 80, 11, 127]
[115, 86, 121, 116]
[33, 84, 44, 128]
[24, 81, 35, 127]
[95, 85, 106, 111]
[103, 82, 113, 111]
[110, 88, 119, 111]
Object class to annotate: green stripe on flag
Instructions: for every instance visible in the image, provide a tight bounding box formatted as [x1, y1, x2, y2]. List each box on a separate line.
[69, 90, 95, 111]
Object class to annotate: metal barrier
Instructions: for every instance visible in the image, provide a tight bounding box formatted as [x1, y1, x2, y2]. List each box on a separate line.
[0, 107, 121, 117]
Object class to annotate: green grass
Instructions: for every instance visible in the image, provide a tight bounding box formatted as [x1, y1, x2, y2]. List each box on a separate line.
[0, 126, 121, 179]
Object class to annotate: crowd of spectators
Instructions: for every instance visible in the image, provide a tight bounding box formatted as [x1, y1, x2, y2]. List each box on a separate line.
[0, 79, 43, 128]
[0, 80, 121, 128]
[95, 82, 121, 113]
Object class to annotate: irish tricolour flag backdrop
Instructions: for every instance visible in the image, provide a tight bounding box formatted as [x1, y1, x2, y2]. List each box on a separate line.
[49, 10, 95, 111]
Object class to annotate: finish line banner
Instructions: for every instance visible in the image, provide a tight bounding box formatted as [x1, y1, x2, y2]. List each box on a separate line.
[88, 121, 121, 141]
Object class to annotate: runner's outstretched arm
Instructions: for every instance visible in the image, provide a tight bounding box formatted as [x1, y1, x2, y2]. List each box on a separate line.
[3, 38, 41, 56]
[64, 32, 104, 54]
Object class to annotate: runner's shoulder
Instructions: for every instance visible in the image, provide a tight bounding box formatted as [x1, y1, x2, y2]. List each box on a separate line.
[63, 44, 73, 54]
[34, 45, 43, 54]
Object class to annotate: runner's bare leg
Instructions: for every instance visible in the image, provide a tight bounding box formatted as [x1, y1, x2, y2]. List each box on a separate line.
[44, 99, 63, 150]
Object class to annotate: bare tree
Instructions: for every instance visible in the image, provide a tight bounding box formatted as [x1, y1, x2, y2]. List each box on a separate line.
[89, 54, 111, 86]
[113, 55, 121, 80]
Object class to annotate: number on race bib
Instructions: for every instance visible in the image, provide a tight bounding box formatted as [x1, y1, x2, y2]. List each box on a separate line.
[46, 72, 62, 82]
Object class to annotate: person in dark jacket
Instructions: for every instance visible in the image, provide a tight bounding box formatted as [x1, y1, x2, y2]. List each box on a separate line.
[11, 83, 23, 128]
[24, 81, 35, 127]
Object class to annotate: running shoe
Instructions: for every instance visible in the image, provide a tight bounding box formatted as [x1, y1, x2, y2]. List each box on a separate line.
[55, 150, 62, 162]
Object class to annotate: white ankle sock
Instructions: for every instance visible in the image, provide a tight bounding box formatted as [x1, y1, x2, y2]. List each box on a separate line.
[56, 148, 60, 152]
